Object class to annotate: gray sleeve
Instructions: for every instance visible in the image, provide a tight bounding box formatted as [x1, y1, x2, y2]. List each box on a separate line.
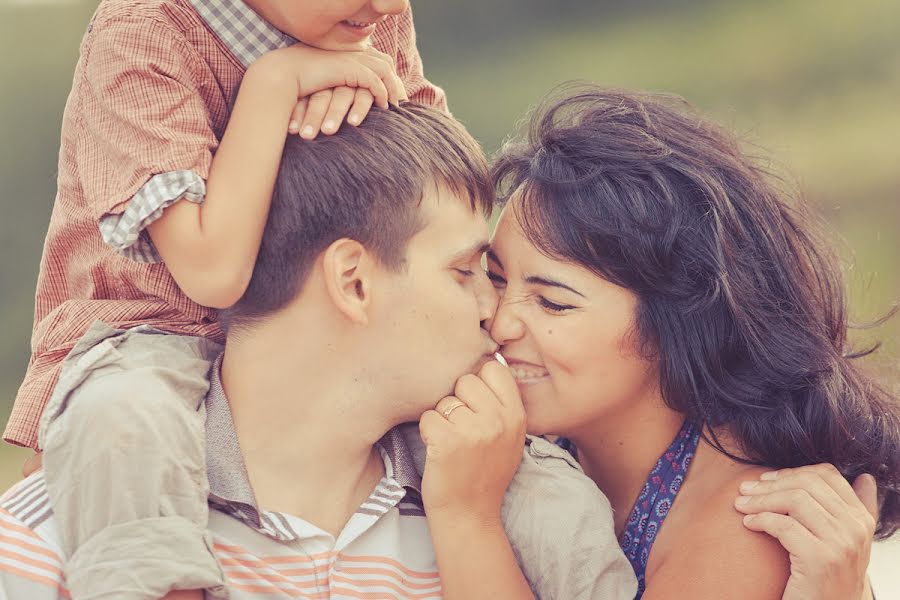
[500, 440, 638, 600]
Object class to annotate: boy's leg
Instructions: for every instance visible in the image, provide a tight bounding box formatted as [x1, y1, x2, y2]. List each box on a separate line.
[39, 322, 226, 600]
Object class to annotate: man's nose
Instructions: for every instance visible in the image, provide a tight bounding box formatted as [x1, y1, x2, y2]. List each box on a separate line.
[370, 0, 409, 16]
[476, 272, 500, 325]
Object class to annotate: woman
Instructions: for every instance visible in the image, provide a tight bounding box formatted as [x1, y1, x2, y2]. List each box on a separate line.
[485, 85, 898, 599]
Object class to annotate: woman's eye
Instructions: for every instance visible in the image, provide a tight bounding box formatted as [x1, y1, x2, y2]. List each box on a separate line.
[538, 297, 574, 313]
[455, 268, 475, 279]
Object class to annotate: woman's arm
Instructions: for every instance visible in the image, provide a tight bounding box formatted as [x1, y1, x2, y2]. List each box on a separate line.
[419, 361, 535, 600]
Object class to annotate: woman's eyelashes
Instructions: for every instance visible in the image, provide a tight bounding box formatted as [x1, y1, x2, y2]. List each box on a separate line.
[537, 297, 575, 313]
[487, 270, 575, 313]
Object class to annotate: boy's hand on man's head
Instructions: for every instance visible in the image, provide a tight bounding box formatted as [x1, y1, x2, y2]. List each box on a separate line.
[254, 44, 406, 140]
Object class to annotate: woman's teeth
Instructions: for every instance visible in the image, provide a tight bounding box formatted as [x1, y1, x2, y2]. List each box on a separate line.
[344, 19, 376, 27]
[510, 367, 548, 381]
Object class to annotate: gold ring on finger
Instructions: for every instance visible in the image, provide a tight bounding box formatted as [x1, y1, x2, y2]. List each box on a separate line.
[439, 400, 467, 420]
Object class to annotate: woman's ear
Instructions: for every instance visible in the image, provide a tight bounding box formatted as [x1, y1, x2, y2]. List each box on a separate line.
[321, 238, 371, 325]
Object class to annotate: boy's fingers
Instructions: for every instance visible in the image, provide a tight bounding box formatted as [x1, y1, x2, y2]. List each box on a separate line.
[355, 58, 392, 107]
[300, 89, 333, 139]
[288, 98, 308, 135]
[852, 474, 879, 523]
[320, 86, 357, 135]
[360, 48, 404, 104]
[363, 69, 389, 109]
[348, 89, 375, 126]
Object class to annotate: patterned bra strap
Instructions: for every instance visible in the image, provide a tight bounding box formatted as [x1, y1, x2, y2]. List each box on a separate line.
[619, 419, 701, 599]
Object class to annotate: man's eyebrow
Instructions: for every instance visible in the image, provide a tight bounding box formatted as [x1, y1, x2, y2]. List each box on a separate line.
[485, 248, 503, 269]
[525, 275, 587, 298]
[449, 241, 491, 262]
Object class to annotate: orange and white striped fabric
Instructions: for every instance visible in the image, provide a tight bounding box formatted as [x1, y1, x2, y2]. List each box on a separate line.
[0, 357, 442, 599]
[6, 0, 446, 450]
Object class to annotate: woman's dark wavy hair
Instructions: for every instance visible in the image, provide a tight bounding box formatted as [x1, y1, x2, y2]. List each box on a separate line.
[492, 84, 900, 538]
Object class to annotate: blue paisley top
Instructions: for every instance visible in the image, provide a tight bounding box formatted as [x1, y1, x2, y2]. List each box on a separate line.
[557, 419, 701, 599]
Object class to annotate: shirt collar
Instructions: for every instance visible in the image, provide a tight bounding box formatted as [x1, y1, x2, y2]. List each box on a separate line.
[188, 0, 296, 68]
[205, 353, 423, 527]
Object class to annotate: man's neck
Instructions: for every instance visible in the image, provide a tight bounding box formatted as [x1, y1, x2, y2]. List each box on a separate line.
[220, 317, 393, 535]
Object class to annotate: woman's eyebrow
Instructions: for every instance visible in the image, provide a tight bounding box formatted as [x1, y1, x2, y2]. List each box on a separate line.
[525, 275, 587, 298]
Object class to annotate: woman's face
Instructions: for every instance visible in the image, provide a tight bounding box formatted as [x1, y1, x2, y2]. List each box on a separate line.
[487, 201, 659, 437]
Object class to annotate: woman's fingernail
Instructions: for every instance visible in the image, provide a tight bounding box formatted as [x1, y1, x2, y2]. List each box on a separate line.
[735, 496, 751, 506]
[348, 114, 361, 125]
[302, 125, 314, 138]
[760, 471, 779, 481]
[743, 514, 756, 524]
[739, 481, 758, 492]
[323, 120, 336, 132]
[288, 120, 299, 132]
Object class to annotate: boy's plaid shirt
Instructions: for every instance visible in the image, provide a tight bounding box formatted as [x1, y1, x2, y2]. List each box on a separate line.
[6, 0, 446, 450]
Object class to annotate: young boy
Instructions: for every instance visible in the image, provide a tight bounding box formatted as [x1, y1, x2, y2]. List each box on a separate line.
[5, 0, 444, 598]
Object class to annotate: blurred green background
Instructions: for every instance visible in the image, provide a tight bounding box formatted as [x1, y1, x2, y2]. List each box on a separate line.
[0, 0, 897, 489]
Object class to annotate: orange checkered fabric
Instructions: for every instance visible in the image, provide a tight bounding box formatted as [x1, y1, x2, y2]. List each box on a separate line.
[6, 0, 446, 450]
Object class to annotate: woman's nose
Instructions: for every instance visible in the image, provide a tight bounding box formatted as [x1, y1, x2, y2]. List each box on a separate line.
[487, 295, 525, 346]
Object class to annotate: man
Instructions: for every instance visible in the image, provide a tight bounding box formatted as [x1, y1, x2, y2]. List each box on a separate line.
[0, 105, 635, 599]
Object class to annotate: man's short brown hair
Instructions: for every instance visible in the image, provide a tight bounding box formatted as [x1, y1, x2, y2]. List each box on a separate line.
[225, 104, 493, 329]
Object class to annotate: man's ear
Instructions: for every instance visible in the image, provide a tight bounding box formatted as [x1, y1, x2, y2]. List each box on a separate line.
[322, 238, 372, 325]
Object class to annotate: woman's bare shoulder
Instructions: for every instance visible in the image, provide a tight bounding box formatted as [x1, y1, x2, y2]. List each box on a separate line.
[642, 447, 790, 599]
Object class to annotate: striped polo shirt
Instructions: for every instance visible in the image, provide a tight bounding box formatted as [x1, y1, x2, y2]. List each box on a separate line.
[0, 357, 441, 599]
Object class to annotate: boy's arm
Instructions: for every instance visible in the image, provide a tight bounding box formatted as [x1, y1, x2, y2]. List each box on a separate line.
[80, 17, 397, 309]
[147, 46, 397, 308]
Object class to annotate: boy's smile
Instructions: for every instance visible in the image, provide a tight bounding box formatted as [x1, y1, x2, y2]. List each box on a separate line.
[245, 0, 410, 51]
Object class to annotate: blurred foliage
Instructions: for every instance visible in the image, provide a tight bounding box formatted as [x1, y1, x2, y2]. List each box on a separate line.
[0, 0, 897, 486]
